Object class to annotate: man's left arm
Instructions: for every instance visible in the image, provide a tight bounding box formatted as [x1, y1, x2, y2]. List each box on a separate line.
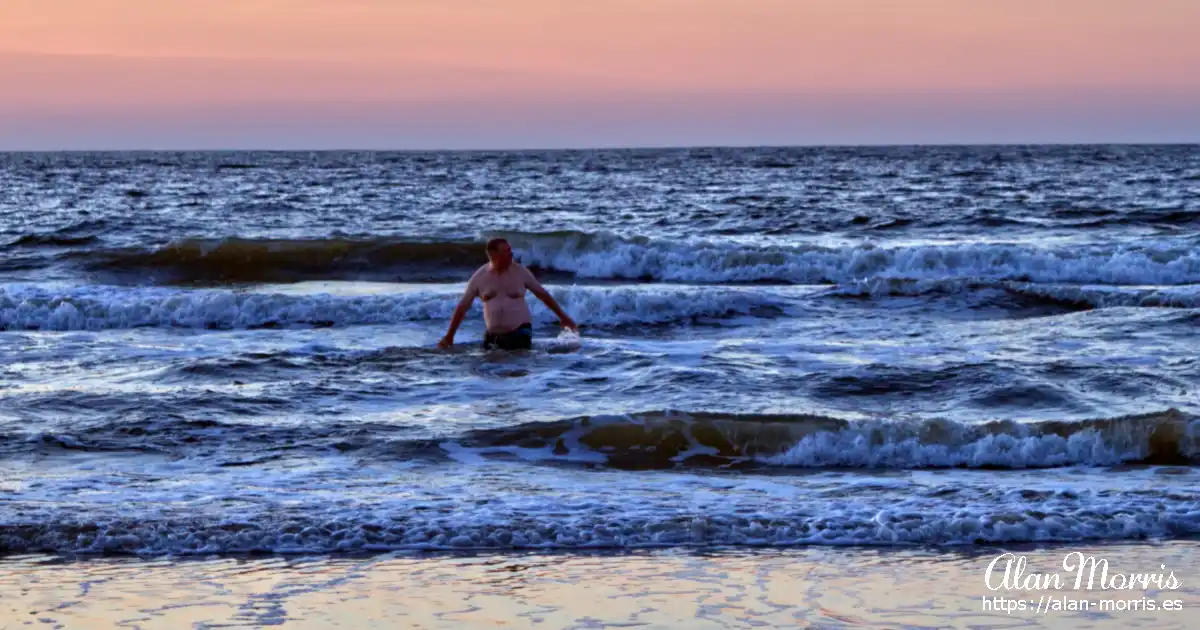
[524, 268, 577, 330]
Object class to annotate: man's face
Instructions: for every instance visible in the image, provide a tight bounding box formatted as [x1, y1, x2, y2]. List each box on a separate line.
[489, 243, 513, 270]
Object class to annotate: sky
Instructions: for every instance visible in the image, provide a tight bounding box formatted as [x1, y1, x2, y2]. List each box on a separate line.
[1, 0, 1198, 150]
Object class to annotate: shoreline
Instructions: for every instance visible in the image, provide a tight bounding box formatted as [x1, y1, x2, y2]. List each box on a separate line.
[6, 534, 1200, 562]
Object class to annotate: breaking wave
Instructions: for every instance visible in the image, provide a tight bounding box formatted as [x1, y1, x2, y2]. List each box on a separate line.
[499, 231, 1200, 285]
[4, 409, 1197, 555]
[12, 409, 1193, 470]
[441, 409, 1200, 469]
[0, 283, 786, 331]
[63, 232, 1200, 286]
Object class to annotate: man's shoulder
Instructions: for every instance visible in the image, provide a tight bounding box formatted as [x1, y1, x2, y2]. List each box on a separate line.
[465, 264, 489, 288]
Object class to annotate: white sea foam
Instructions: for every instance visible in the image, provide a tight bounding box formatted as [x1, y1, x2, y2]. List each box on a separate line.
[761, 423, 1180, 469]
[503, 232, 1200, 285]
[0, 283, 787, 331]
[3, 412, 1196, 555]
[2, 459, 1196, 555]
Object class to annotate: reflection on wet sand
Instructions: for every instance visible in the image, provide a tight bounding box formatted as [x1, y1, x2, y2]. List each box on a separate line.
[4, 542, 1196, 629]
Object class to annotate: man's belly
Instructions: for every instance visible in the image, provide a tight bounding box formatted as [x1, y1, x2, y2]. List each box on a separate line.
[482, 297, 532, 333]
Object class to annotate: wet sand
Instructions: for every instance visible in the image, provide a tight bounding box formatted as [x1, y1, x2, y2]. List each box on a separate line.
[4, 541, 1196, 629]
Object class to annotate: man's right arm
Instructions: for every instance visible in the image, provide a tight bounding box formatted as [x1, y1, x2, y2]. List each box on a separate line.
[438, 275, 478, 348]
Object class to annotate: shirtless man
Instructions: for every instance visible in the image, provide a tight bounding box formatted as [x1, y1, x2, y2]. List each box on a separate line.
[437, 238, 577, 350]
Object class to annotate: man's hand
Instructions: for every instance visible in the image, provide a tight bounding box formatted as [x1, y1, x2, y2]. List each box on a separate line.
[525, 272, 578, 333]
[440, 297, 472, 349]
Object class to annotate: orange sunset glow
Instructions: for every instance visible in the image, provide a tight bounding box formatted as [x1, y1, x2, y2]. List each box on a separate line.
[2, 0, 1198, 149]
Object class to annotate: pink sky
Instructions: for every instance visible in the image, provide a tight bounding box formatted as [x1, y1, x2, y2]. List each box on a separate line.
[1, 0, 1198, 149]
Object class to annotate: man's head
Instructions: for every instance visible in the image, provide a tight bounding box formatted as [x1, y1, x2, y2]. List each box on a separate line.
[485, 237, 513, 271]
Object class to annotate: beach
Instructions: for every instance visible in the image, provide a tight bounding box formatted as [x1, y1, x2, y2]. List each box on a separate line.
[6, 542, 1197, 628]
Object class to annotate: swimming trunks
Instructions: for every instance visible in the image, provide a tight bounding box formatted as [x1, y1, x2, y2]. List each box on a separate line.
[483, 323, 533, 350]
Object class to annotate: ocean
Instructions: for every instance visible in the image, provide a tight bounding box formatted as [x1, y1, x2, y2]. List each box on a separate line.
[1, 145, 1198, 627]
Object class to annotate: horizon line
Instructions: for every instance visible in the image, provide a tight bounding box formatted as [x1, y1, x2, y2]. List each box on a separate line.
[4, 140, 1199, 154]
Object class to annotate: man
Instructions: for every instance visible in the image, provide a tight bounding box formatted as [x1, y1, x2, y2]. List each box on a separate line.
[438, 237, 577, 350]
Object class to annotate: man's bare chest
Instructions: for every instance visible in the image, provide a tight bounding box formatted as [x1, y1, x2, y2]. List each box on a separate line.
[478, 271, 526, 301]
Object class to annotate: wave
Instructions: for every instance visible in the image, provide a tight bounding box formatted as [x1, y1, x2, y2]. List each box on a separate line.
[440, 409, 1199, 469]
[3, 220, 110, 250]
[78, 237, 487, 284]
[5, 411, 1198, 554]
[1003, 283, 1200, 309]
[5, 493, 1198, 555]
[4, 275, 1191, 335]
[0, 283, 785, 331]
[826, 278, 1200, 310]
[1056, 208, 1200, 229]
[59, 232, 1200, 286]
[6, 234, 100, 248]
[4, 418, 412, 458]
[10, 409, 1194, 469]
[497, 231, 1200, 285]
